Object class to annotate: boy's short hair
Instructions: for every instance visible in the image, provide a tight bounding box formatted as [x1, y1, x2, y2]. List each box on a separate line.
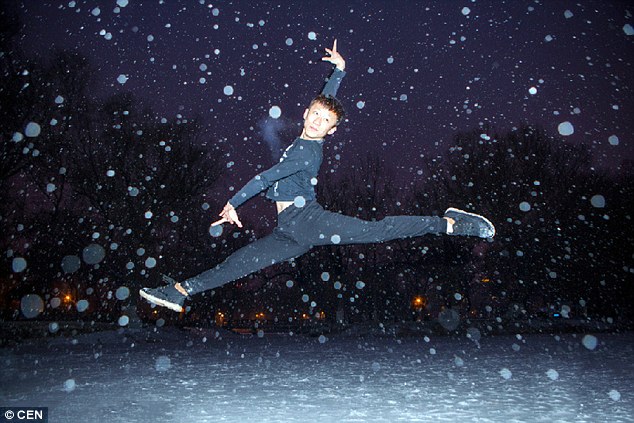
[309, 94, 346, 125]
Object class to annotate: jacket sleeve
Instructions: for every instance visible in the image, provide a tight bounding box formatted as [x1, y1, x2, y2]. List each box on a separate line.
[321, 67, 346, 98]
[228, 143, 312, 208]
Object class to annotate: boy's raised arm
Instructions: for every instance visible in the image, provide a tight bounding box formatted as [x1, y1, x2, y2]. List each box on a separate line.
[321, 39, 346, 97]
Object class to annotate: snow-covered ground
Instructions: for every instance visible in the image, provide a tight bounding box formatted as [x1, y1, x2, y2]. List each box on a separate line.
[1, 327, 632, 422]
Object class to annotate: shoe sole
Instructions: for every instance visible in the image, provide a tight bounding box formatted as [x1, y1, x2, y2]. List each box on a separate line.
[139, 289, 184, 313]
[445, 207, 496, 238]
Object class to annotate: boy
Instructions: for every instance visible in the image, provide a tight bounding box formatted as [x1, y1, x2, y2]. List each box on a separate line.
[140, 40, 495, 312]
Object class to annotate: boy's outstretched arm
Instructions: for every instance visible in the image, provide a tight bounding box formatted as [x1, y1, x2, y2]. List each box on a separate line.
[321, 39, 346, 98]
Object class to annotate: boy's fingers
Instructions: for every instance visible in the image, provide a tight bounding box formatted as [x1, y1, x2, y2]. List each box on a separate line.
[211, 218, 226, 226]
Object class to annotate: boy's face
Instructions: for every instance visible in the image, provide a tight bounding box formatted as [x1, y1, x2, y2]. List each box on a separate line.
[300, 102, 338, 140]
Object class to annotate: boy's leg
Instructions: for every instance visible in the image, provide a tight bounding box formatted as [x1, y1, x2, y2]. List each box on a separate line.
[285, 202, 448, 247]
[140, 228, 310, 311]
[182, 228, 310, 295]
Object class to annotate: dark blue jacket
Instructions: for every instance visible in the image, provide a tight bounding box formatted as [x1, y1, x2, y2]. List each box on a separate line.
[228, 68, 345, 208]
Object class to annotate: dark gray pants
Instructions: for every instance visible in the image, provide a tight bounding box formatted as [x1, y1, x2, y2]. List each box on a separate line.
[182, 201, 447, 295]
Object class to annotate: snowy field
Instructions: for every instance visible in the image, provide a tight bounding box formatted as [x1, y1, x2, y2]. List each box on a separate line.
[1, 327, 632, 423]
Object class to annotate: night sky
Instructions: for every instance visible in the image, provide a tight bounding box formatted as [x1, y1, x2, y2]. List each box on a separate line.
[16, 0, 633, 190]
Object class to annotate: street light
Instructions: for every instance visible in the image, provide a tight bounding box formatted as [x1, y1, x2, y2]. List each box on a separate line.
[215, 311, 225, 326]
[412, 296, 426, 311]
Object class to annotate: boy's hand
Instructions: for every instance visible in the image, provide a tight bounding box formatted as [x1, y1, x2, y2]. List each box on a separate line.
[322, 39, 345, 71]
[211, 202, 243, 228]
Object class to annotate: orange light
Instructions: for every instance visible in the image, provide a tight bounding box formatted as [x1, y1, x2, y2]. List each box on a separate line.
[481, 278, 491, 283]
[64, 295, 72, 302]
[412, 296, 426, 309]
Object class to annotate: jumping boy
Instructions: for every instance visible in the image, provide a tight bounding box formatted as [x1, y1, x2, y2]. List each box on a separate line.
[140, 40, 495, 312]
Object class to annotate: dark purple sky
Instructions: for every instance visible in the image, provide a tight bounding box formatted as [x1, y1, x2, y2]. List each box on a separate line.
[16, 0, 634, 184]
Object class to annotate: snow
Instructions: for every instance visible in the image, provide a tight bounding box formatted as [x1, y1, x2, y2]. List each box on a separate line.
[24, 122, 41, 137]
[19, 295, 42, 318]
[209, 225, 223, 237]
[1, 328, 632, 422]
[76, 300, 89, 313]
[116, 287, 130, 301]
[268, 106, 281, 119]
[12, 257, 27, 273]
[82, 244, 106, 265]
[293, 196, 306, 208]
[557, 121, 574, 136]
[590, 195, 605, 208]
[582, 334, 598, 350]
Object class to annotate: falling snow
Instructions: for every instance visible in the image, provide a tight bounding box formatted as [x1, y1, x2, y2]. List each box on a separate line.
[2, 2, 633, 421]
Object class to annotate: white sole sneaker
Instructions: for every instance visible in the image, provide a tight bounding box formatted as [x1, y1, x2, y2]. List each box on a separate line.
[445, 207, 496, 238]
[139, 288, 184, 313]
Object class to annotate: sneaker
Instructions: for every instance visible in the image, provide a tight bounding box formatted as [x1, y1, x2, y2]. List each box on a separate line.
[444, 207, 496, 238]
[139, 284, 187, 312]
